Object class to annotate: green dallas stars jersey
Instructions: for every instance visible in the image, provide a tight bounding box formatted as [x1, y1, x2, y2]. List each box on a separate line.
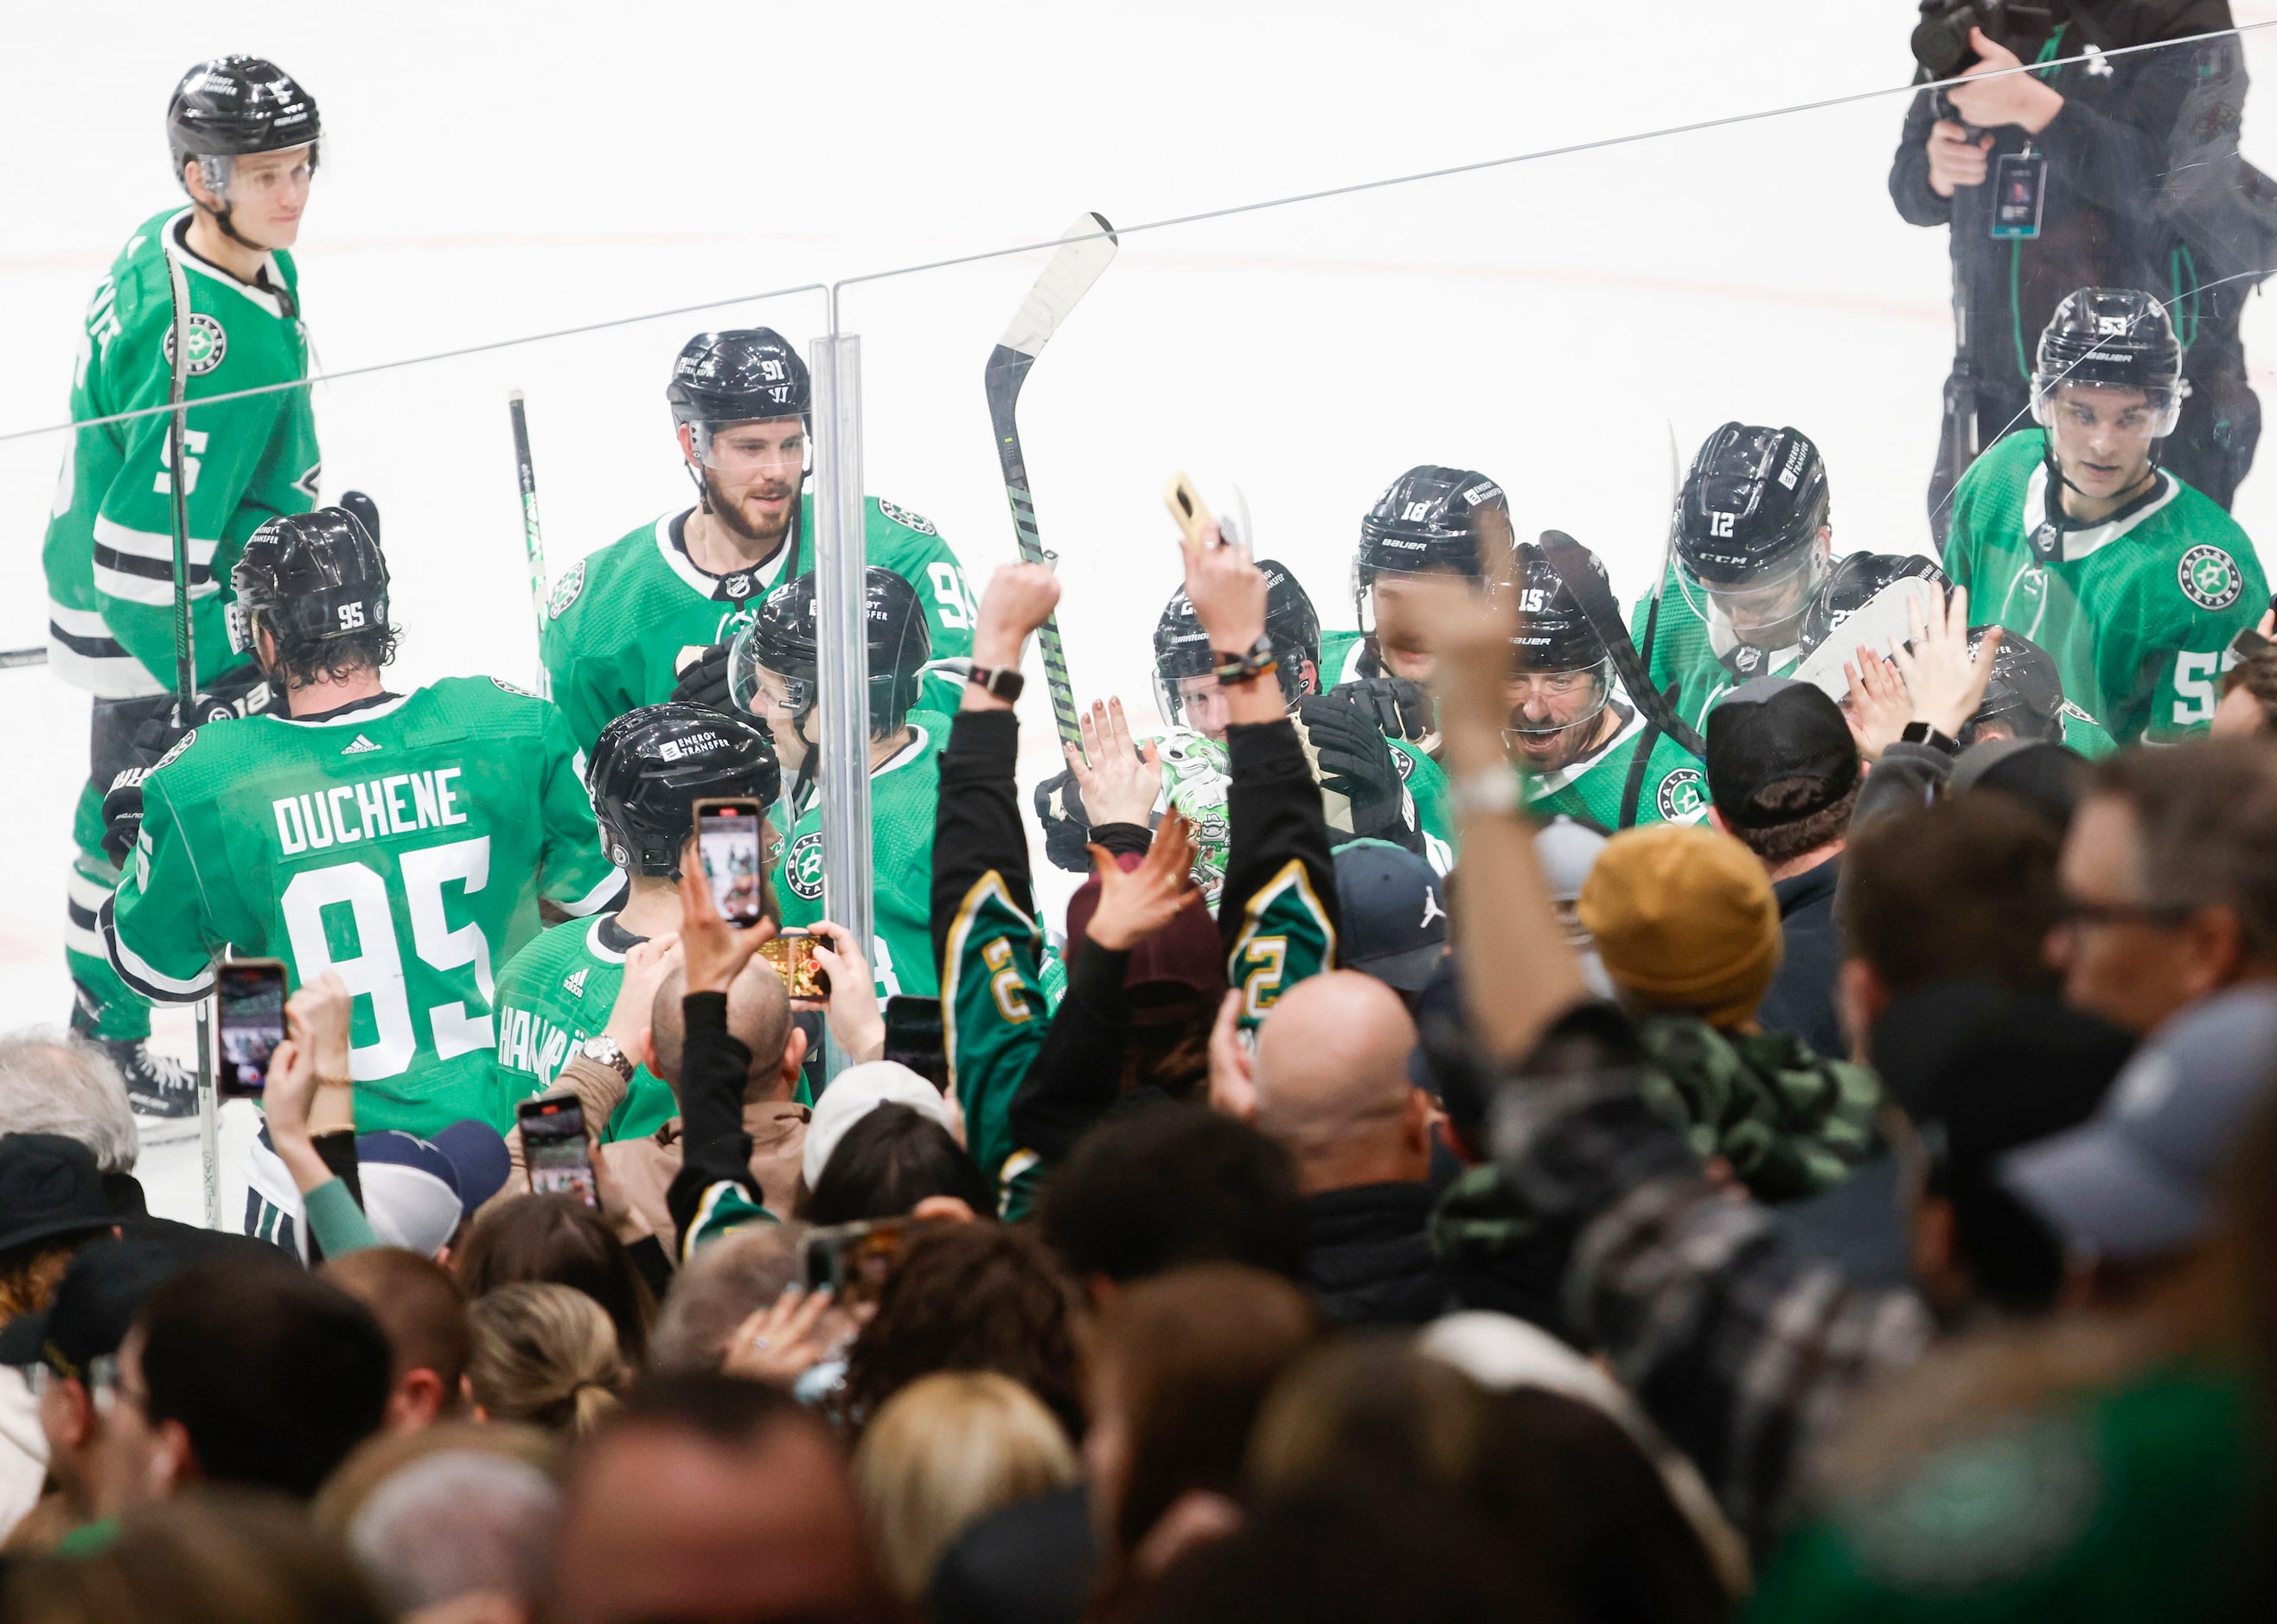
[489, 914, 678, 1143]
[940, 870, 1052, 1219]
[1627, 565, 1800, 740]
[775, 715, 948, 1001]
[1521, 698, 1710, 829]
[540, 496, 975, 753]
[44, 208, 320, 698]
[102, 680, 625, 1137]
[1944, 432, 2268, 744]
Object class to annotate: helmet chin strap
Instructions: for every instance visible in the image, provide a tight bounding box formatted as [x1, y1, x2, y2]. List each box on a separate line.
[2043, 441, 2160, 510]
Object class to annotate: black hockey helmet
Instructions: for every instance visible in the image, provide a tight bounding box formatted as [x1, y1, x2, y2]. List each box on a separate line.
[167, 57, 320, 190]
[669, 329, 810, 443]
[727, 566, 931, 738]
[588, 702, 781, 878]
[1964, 627, 2068, 745]
[1355, 466, 1510, 599]
[1676, 424, 1831, 589]
[1506, 541, 1613, 739]
[1153, 559, 1316, 721]
[227, 506, 389, 661]
[2031, 288, 2186, 436]
[1797, 551, 1950, 659]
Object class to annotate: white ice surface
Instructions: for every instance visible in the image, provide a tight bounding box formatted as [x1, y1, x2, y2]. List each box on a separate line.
[6, 1, 2277, 1222]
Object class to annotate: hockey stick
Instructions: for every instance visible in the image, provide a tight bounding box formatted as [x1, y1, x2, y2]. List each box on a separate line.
[161, 241, 221, 1231]
[1619, 425, 1687, 828]
[1538, 528, 1708, 759]
[0, 647, 48, 669]
[507, 392, 549, 691]
[984, 213, 1119, 750]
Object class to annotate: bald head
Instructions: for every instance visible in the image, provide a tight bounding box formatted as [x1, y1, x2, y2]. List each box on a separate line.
[1251, 970, 1430, 1193]
[648, 961, 799, 1103]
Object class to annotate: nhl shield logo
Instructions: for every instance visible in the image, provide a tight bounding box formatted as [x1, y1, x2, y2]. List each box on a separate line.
[2178, 545, 2243, 611]
[786, 831, 827, 901]
[163, 312, 227, 376]
[723, 571, 755, 600]
[1656, 767, 1707, 822]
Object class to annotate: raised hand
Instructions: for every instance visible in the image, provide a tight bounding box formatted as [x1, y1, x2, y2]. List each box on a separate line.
[1889, 583, 2001, 740]
[1065, 697, 1162, 829]
[1084, 812, 1199, 952]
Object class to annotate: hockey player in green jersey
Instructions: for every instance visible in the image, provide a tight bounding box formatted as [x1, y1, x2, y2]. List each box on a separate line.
[489, 702, 781, 1140]
[541, 329, 975, 754]
[729, 567, 944, 1001]
[100, 508, 625, 1143]
[46, 57, 325, 1114]
[1319, 464, 1509, 698]
[1505, 538, 1710, 828]
[1942, 288, 2269, 744]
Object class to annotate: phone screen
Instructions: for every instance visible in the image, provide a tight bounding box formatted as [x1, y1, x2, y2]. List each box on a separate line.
[882, 996, 949, 1093]
[694, 799, 766, 927]
[758, 930, 828, 1001]
[803, 1217, 921, 1306]
[519, 1096, 598, 1206]
[216, 959, 288, 1097]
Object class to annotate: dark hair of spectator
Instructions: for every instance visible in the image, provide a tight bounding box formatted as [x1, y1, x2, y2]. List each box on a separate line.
[451, 1194, 655, 1365]
[1096, 1264, 1321, 1563]
[320, 1246, 469, 1398]
[137, 1258, 393, 1500]
[2093, 738, 2277, 961]
[1120, 1003, 1216, 1103]
[1838, 794, 2064, 997]
[1038, 1105, 1307, 1286]
[838, 1223, 1084, 1442]
[0, 1488, 391, 1624]
[2222, 636, 2277, 725]
[801, 1104, 992, 1224]
[1726, 777, 1859, 872]
[607, 1368, 812, 1450]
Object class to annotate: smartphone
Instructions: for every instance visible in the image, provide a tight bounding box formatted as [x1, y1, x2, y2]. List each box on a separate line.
[1162, 471, 1214, 546]
[882, 996, 950, 1093]
[518, 1096, 598, 1207]
[804, 1217, 922, 1306]
[693, 797, 767, 927]
[215, 958, 289, 1098]
[758, 930, 829, 1001]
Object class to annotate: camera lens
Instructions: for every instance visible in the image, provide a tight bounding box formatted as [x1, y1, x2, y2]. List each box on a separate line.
[1913, 16, 1970, 76]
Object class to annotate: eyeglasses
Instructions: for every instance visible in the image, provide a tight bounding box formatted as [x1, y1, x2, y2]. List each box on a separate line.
[2052, 894, 2201, 931]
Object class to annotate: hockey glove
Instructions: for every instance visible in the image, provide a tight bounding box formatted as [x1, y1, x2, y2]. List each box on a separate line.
[1293, 695, 1422, 854]
[1033, 768, 1095, 873]
[1326, 676, 1435, 746]
[670, 641, 735, 714]
[99, 668, 276, 865]
[338, 489, 381, 545]
[99, 770, 146, 868]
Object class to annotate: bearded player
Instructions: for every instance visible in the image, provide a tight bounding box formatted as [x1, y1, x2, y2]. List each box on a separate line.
[45, 57, 325, 1116]
[541, 329, 975, 752]
[101, 508, 624, 1147]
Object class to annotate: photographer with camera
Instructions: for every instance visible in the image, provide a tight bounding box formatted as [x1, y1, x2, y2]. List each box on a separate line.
[1891, 0, 2255, 534]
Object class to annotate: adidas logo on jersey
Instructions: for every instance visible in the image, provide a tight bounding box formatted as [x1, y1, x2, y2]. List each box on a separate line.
[563, 969, 589, 999]
[342, 734, 381, 755]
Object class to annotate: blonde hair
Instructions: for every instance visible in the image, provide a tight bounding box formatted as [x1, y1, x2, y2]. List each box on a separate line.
[852, 1371, 1078, 1602]
[465, 1283, 625, 1439]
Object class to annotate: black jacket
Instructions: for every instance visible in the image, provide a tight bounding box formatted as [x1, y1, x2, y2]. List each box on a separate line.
[1306, 1180, 1449, 1327]
[1757, 853, 1845, 1061]
[1890, 0, 2237, 398]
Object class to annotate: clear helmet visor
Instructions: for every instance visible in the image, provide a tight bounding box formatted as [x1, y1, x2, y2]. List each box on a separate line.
[1156, 670, 1232, 739]
[1502, 658, 1614, 752]
[689, 417, 810, 476]
[1353, 568, 1454, 681]
[1676, 542, 1828, 646]
[193, 140, 319, 202]
[727, 640, 814, 726]
[2034, 379, 2183, 452]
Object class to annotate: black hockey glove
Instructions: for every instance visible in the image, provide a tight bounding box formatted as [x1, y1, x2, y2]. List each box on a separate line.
[1326, 676, 1434, 745]
[1033, 768, 1095, 873]
[1293, 695, 1420, 853]
[670, 641, 735, 714]
[338, 489, 381, 544]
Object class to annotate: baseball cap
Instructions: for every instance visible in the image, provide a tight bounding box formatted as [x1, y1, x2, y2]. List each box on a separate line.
[1577, 823, 1782, 1026]
[2000, 986, 2277, 1262]
[1064, 850, 1223, 1023]
[1533, 815, 1610, 905]
[1948, 737, 2089, 834]
[357, 1132, 476, 1257]
[1333, 839, 1449, 994]
[1704, 676, 1859, 828]
[0, 1135, 117, 1256]
[0, 1230, 283, 1377]
[803, 1061, 957, 1189]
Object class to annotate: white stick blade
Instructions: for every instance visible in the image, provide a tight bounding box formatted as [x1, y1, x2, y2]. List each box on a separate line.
[997, 213, 1118, 358]
[1790, 575, 1939, 700]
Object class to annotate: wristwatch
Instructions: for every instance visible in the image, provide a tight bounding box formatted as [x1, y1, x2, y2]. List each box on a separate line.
[966, 663, 1025, 703]
[1899, 720, 1961, 756]
[578, 1034, 635, 1082]
[1212, 635, 1280, 687]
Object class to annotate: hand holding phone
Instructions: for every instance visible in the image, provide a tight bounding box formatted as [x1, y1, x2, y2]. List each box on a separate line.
[519, 1095, 598, 1207]
[803, 1218, 924, 1307]
[694, 798, 769, 927]
[1162, 471, 1214, 548]
[758, 930, 829, 1001]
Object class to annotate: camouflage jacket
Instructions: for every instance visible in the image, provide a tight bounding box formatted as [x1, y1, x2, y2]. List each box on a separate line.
[1634, 1015, 1884, 1204]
